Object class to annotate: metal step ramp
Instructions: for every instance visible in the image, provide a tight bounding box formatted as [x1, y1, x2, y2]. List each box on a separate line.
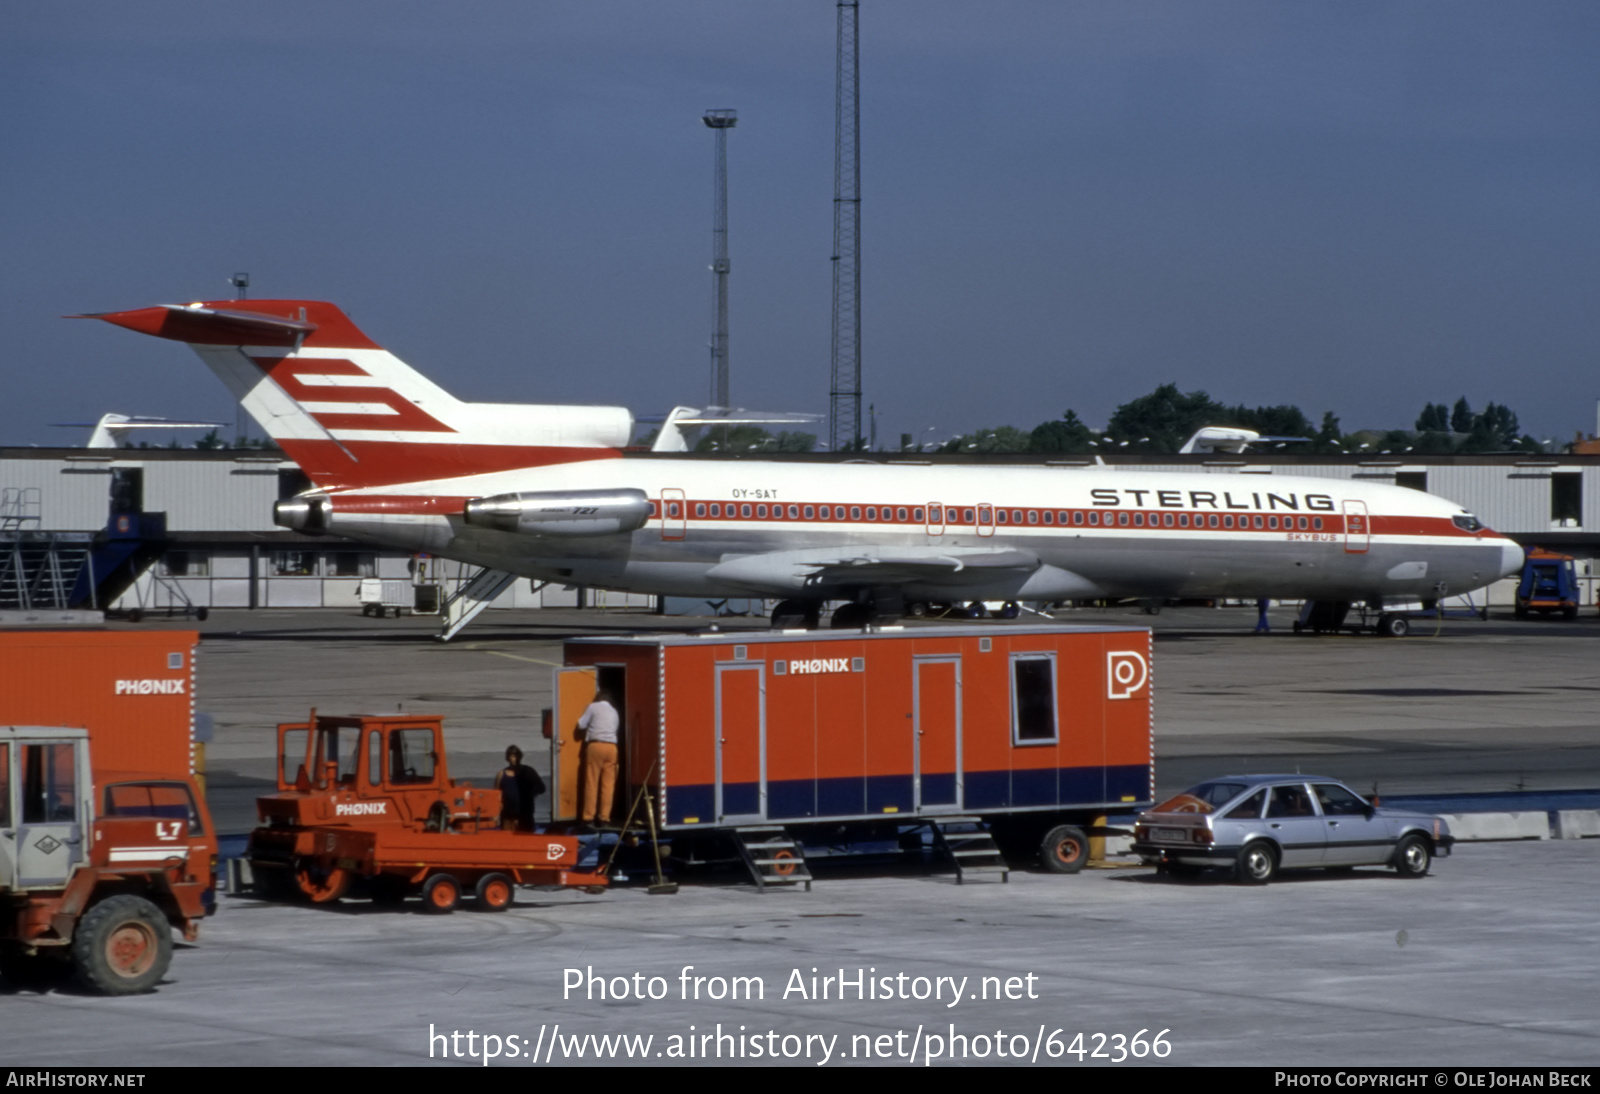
[0, 532, 93, 610]
[929, 816, 1010, 884]
[730, 826, 813, 891]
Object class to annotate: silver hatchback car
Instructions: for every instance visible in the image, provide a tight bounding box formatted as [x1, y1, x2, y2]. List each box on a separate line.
[1131, 775, 1453, 883]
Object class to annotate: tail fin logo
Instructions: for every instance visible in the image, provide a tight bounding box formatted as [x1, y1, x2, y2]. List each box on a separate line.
[250, 355, 455, 435]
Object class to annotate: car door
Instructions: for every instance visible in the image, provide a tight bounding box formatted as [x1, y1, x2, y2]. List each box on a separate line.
[1313, 782, 1394, 866]
[1264, 782, 1326, 868]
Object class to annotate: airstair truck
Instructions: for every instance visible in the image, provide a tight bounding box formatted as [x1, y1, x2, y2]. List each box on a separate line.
[549, 624, 1154, 883]
[0, 629, 216, 993]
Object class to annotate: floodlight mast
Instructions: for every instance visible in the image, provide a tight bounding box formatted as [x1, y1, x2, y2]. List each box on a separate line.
[704, 109, 737, 410]
[829, 2, 861, 451]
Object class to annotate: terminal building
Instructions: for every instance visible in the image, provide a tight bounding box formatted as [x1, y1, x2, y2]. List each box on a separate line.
[3, 446, 1597, 619]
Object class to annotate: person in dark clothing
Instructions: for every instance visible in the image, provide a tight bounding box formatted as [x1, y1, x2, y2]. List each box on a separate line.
[495, 745, 545, 831]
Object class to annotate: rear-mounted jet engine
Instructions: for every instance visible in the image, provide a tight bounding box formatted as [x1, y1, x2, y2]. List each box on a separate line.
[464, 489, 651, 537]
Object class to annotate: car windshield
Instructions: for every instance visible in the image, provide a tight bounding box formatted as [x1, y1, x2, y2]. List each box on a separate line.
[1153, 781, 1250, 815]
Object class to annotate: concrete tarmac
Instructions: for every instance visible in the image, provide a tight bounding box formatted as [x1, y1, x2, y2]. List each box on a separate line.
[6, 605, 1598, 1067]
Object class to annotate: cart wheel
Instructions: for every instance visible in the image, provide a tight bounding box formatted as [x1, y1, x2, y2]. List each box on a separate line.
[422, 874, 461, 914]
[195, 607, 209, 622]
[475, 873, 514, 912]
[127, 608, 143, 623]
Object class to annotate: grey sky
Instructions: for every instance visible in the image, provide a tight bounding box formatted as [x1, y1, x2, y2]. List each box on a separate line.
[5, 1, 1598, 449]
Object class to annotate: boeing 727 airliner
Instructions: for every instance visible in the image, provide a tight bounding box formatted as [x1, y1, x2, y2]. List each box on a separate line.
[83, 300, 1524, 633]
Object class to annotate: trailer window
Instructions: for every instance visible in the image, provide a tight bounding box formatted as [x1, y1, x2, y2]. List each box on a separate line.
[21, 743, 76, 823]
[103, 781, 206, 836]
[389, 729, 437, 784]
[1010, 655, 1058, 744]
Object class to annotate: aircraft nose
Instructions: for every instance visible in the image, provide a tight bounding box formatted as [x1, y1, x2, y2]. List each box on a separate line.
[1500, 539, 1525, 579]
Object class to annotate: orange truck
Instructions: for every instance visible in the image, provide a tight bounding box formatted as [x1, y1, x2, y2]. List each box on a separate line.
[0, 630, 217, 994]
[247, 712, 602, 912]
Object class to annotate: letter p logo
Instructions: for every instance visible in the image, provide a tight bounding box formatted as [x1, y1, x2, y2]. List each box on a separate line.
[1107, 651, 1149, 699]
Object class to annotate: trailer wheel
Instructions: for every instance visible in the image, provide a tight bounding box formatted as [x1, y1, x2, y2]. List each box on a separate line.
[71, 895, 172, 995]
[422, 873, 461, 914]
[295, 862, 350, 904]
[1039, 825, 1088, 874]
[475, 873, 514, 912]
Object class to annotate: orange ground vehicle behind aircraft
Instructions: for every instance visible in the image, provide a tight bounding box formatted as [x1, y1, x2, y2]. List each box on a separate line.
[248, 712, 602, 912]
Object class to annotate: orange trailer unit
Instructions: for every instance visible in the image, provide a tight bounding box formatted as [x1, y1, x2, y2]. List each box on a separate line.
[0, 630, 200, 777]
[551, 624, 1153, 871]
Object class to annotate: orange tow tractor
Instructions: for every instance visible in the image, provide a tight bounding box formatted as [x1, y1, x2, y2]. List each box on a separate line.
[248, 712, 603, 911]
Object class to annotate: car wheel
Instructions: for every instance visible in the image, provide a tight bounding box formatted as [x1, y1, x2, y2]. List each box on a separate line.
[71, 895, 172, 995]
[422, 873, 461, 914]
[1236, 841, 1277, 884]
[1393, 835, 1431, 878]
[1039, 825, 1088, 874]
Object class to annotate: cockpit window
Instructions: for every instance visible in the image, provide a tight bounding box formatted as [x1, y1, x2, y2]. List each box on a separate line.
[1452, 514, 1482, 533]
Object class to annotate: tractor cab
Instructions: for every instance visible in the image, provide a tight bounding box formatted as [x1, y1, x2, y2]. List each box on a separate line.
[258, 713, 500, 832]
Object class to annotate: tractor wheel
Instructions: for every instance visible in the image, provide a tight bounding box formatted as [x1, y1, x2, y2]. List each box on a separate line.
[475, 873, 515, 912]
[294, 861, 350, 904]
[422, 873, 461, 914]
[71, 895, 172, 995]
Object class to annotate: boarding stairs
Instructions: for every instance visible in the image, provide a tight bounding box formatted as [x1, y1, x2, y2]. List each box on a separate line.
[929, 816, 1010, 884]
[435, 567, 520, 641]
[0, 519, 94, 610]
[730, 826, 813, 892]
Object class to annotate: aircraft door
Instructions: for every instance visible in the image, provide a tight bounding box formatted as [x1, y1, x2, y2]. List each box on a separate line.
[1343, 500, 1370, 554]
[925, 502, 945, 537]
[15, 740, 84, 888]
[552, 666, 599, 822]
[660, 488, 687, 540]
[977, 504, 995, 538]
[715, 664, 765, 822]
[913, 657, 962, 811]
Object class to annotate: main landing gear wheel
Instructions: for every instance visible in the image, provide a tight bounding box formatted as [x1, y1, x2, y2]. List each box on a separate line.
[1236, 841, 1277, 885]
[1377, 614, 1410, 638]
[771, 599, 821, 629]
[829, 603, 874, 629]
[996, 601, 1021, 620]
[71, 895, 172, 995]
[422, 873, 462, 914]
[475, 873, 515, 912]
[1039, 825, 1088, 874]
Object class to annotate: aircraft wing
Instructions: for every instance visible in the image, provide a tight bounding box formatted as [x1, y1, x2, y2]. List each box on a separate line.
[706, 545, 1059, 592]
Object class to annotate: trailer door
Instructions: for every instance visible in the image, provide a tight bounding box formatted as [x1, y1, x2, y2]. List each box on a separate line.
[15, 739, 84, 888]
[715, 664, 765, 822]
[913, 657, 962, 811]
[552, 666, 599, 823]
